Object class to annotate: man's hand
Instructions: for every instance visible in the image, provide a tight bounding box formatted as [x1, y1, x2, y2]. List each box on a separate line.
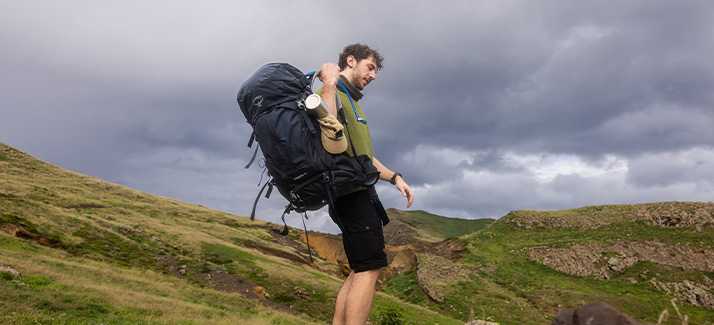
[319, 63, 340, 87]
[395, 177, 414, 208]
[372, 157, 415, 208]
[318, 63, 340, 117]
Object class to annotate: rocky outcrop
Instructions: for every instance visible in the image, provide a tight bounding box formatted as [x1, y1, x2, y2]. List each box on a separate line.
[650, 279, 714, 309]
[508, 201, 714, 231]
[636, 202, 714, 231]
[298, 232, 346, 265]
[527, 240, 714, 280]
[527, 241, 714, 310]
[0, 264, 27, 286]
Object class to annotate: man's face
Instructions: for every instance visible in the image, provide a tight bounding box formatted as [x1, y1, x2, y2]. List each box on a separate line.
[350, 56, 378, 90]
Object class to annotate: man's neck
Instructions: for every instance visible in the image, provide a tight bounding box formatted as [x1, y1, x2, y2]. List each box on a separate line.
[338, 74, 363, 101]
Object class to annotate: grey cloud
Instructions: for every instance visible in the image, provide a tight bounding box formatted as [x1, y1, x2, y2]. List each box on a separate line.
[626, 148, 714, 189]
[2, 1, 713, 232]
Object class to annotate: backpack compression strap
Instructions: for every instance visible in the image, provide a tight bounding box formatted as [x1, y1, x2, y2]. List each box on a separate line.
[245, 133, 259, 169]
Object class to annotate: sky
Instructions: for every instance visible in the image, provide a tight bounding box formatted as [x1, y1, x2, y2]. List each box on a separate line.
[1, 1, 713, 234]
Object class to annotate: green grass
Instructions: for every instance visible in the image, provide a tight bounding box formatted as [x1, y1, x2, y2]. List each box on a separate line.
[2, 141, 713, 324]
[449, 211, 714, 324]
[383, 269, 432, 306]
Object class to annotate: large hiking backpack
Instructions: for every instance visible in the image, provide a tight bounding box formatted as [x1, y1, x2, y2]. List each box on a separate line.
[237, 62, 379, 235]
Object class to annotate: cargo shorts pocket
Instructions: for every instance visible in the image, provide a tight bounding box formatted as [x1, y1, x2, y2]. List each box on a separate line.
[345, 218, 384, 261]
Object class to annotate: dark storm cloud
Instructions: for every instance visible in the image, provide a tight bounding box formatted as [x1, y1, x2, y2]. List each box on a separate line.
[1, 1, 713, 233]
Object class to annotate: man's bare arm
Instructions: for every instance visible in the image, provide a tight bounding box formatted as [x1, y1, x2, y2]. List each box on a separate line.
[318, 63, 340, 118]
[373, 157, 414, 208]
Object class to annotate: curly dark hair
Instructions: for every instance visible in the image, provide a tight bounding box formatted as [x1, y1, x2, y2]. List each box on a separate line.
[338, 43, 384, 71]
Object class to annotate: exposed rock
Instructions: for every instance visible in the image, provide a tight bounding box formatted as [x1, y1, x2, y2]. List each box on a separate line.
[252, 285, 268, 299]
[382, 244, 418, 279]
[508, 202, 714, 232]
[527, 241, 714, 279]
[636, 202, 714, 231]
[552, 302, 653, 325]
[0, 264, 21, 278]
[607, 255, 638, 273]
[650, 279, 714, 309]
[0, 223, 60, 247]
[298, 232, 345, 264]
[464, 320, 499, 325]
[0, 264, 27, 286]
[294, 286, 310, 300]
[527, 243, 609, 279]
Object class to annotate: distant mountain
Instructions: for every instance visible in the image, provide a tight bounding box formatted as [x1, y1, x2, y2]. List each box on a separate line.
[383, 208, 494, 246]
[2, 141, 713, 324]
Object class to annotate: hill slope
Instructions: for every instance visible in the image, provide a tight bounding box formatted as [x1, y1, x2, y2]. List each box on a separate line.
[0, 142, 460, 324]
[383, 208, 494, 246]
[3, 141, 713, 324]
[382, 203, 714, 324]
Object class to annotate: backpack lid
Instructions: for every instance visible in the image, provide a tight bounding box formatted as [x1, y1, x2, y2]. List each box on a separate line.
[237, 63, 309, 123]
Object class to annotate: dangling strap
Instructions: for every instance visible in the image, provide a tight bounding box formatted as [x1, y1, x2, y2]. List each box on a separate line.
[279, 204, 291, 236]
[367, 185, 380, 205]
[301, 212, 314, 263]
[300, 110, 317, 134]
[265, 180, 273, 199]
[245, 133, 259, 169]
[250, 180, 272, 221]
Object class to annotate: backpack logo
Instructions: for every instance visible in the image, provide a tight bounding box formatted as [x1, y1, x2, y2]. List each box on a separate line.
[252, 95, 263, 107]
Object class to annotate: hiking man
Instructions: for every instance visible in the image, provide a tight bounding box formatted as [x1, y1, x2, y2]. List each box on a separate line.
[317, 43, 414, 325]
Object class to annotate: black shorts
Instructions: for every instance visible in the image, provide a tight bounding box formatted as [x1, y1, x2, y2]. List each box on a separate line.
[329, 189, 389, 273]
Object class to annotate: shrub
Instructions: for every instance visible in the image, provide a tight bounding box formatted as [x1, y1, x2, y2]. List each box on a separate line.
[376, 303, 406, 325]
[0, 271, 15, 281]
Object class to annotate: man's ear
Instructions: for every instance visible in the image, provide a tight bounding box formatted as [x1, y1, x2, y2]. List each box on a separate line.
[346, 55, 357, 69]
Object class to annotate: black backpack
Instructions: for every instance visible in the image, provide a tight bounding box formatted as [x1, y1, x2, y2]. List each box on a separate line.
[237, 62, 379, 237]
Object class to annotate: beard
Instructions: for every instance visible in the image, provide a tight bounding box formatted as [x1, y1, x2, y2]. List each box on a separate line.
[350, 74, 365, 90]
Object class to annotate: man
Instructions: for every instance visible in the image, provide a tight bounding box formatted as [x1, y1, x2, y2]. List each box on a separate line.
[317, 43, 414, 325]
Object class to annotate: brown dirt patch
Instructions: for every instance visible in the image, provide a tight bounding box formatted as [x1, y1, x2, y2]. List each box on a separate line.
[0, 223, 61, 248]
[156, 254, 301, 315]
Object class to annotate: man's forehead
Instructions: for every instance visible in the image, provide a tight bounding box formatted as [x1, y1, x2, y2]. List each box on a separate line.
[358, 56, 377, 67]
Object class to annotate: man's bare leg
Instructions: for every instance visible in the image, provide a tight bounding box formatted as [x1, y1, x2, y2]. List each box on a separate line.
[332, 269, 381, 325]
[332, 272, 354, 324]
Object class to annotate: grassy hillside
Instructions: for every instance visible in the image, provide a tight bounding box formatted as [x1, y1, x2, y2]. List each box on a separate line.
[383, 204, 714, 324]
[0, 142, 460, 324]
[3, 140, 713, 324]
